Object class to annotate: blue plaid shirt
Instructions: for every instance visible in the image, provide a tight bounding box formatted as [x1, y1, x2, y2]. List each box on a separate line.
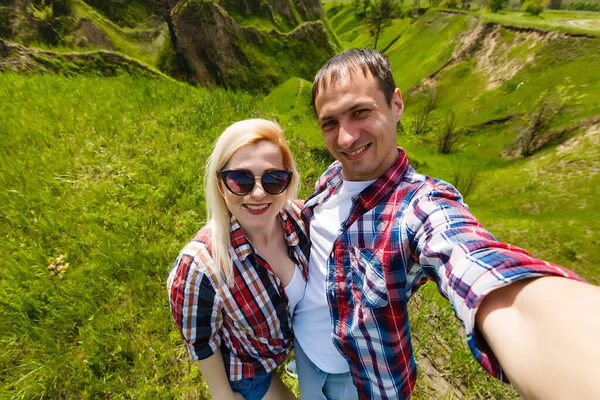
[301, 147, 581, 400]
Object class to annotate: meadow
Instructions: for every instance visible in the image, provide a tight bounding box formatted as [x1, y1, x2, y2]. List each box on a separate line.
[2, 2, 600, 399]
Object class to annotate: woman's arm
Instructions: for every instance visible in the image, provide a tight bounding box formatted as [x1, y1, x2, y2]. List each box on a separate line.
[197, 350, 245, 400]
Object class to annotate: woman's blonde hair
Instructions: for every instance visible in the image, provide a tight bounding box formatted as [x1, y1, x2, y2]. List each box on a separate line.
[204, 119, 299, 287]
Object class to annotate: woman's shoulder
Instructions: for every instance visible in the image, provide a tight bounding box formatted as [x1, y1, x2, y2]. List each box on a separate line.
[171, 225, 217, 278]
[286, 199, 305, 217]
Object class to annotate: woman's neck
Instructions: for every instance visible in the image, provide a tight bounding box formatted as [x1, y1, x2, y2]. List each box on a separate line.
[244, 217, 282, 249]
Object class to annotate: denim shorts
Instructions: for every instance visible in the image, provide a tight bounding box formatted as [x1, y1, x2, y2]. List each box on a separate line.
[230, 372, 272, 400]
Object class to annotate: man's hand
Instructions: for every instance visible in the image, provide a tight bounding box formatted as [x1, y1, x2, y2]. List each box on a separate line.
[476, 276, 600, 399]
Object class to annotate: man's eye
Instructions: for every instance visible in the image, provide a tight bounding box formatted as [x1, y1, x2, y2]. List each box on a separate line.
[321, 120, 337, 129]
[354, 109, 368, 117]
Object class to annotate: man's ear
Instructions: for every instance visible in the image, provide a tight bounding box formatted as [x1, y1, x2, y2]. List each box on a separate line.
[393, 88, 404, 121]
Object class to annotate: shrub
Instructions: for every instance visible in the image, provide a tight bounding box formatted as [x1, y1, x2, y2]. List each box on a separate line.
[437, 111, 462, 154]
[487, 0, 507, 12]
[451, 167, 480, 200]
[508, 84, 573, 157]
[410, 88, 437, 136]
[442, 0, 460, 8]
[523, 0, 548, 14]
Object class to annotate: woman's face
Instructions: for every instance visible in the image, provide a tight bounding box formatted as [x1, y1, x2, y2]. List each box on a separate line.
[220, 140, 288, 233]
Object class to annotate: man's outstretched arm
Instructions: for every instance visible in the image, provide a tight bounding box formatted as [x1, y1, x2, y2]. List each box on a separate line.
[476, 276, 600, 400]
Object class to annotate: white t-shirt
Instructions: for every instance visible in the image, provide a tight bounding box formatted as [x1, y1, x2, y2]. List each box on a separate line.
[284, 265, 305, 315]
[293, 179, 375, 373]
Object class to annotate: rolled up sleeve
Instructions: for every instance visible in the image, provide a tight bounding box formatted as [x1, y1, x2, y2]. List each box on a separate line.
[167, 253, 223, 360]
[408, 181, 583, 380]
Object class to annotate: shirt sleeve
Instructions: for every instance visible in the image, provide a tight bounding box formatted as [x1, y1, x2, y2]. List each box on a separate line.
[406, 180, 583, 381]
[167, 251, 223, 361]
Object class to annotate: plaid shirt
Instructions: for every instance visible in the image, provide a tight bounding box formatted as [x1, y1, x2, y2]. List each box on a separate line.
[167, 201, 309, 381]
[301, 148, 582, 400]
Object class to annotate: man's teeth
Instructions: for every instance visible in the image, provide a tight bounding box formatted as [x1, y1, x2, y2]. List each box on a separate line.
[347, 145, 368, 156]
[245, 204, 268, 210]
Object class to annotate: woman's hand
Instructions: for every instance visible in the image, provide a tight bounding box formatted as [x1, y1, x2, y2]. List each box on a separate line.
[211, 387, 246, 400]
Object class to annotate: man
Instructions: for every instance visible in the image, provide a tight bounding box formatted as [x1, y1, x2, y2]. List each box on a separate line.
[292, 48, 600, 400]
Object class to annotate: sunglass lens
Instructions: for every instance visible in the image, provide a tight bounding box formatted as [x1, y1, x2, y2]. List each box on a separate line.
[262, 171, 291, 194]
[224, 171, 253, 195]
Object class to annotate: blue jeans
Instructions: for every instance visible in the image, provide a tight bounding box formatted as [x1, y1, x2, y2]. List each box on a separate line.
[294, 339, 359, 400]
[230, 372, 272, 400]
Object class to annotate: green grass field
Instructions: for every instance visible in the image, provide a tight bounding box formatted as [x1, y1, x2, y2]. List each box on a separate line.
[2, 2, 600, 399]
[0, 73, 327, 398]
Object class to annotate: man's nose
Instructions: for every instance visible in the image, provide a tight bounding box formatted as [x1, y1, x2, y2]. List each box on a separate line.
[337, 123, 359, 149]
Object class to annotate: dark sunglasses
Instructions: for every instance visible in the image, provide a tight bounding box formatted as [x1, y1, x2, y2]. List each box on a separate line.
[220, 169, 293, 196]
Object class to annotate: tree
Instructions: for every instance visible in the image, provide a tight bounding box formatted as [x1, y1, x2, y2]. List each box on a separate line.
[362, 0, 372, 18]
[523, 0, 549, 14]
[368, 0, 395, 50]
[487, 0, 507, 12]
[352, 0, 362, 16]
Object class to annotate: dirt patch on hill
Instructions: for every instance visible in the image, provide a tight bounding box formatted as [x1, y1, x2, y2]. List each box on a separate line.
[565, 19, 600, 30]
[557, 122, 600, 157]
[474, 25, 553, 90]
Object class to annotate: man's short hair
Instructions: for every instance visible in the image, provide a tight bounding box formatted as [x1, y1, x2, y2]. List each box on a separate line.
[312, 48, 397, 111]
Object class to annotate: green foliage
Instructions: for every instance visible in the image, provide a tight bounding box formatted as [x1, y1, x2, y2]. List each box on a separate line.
[487, 0, 507, 12]
[83, 0, 165, 28]
[441, 0, 460, 7]
[0, 5, 11, 38]
[19, 0, 76, 45]
[437, 111, 462, 154]
[510, 84, 573, 157]
[368, 0, 396, 49]
[562, 0, 600, 11]
[523, 0, 549, 14]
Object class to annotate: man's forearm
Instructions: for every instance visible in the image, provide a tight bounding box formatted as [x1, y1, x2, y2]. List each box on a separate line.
[476, 276, 600, 400]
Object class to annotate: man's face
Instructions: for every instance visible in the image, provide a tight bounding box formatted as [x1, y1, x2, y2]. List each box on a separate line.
[314, 71, 404, 181]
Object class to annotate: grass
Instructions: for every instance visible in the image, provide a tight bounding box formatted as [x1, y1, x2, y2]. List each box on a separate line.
[475, 9, 600, 36]
[0, 72, 330, 398]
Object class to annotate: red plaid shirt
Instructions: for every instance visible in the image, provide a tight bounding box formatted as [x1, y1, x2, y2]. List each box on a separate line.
[167, 201, 309, 380]
[301, 148, 582, 400]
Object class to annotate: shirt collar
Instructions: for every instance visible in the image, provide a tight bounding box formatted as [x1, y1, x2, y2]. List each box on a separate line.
[305, 147, 409, 214]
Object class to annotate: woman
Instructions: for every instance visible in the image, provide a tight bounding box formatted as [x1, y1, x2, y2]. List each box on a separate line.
[167, 119, 308, 400]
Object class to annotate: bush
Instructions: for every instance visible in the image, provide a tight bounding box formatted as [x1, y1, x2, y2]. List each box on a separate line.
[437, 111, 462, 154]
[410, 88, 437, 136]
[28, 0, 75, 45]
[487, 0, 507, 12]
[508, 84, 573, 157]
[441, 0, 459, 8]
[523, 0, 548, 14]
[451, 167, 480, 200]
[0, 5, 11, 39]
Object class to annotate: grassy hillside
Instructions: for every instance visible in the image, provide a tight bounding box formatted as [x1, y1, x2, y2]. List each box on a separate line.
[2, 2, 599, 399]
[0, 72, 330, 398]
